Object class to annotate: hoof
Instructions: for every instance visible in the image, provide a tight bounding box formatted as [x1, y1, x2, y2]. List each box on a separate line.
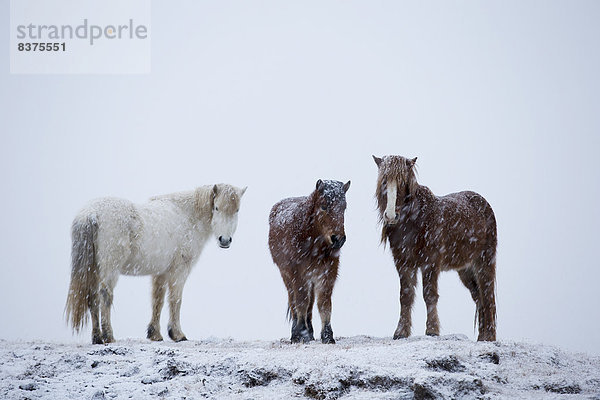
[291, 335, 311, 344]
[168, 327, 187, 342]
[320, 325, 335, 344]
[291, 331, 312, 344]
[293, 334, 315, 342]
[393, 332, 409, 340]
[321, 337, 336, 344]
[393, 323, 411, 340]
[425, 331, 440, 337]
[92, 334, 104, 345]
[291, 325, 312, 344]
[147, 325, 164, 342]
[102, 334, 115, 344]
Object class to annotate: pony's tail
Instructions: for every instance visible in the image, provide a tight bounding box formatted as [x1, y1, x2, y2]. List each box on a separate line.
[65, 214, 99, 333]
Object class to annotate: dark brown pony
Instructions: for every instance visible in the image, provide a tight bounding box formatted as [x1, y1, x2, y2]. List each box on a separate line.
[269, 179, 351, 344]
[373, 155, 497, 341]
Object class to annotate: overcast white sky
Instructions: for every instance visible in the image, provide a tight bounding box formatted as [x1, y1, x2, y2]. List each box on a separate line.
[1, 1, 599, 355]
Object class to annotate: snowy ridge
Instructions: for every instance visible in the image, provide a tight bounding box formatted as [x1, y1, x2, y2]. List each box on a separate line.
[1, 335, 598, 399]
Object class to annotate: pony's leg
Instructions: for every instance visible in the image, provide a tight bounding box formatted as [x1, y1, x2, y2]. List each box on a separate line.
[290, 278, 312, 344]
[316, 273, 336, 344]
[475, 259, 497, 341]
[281, 270, 300, 338]
[99, 275, 118, 343]
[147, 274, 167, 341]
[458, 267, 484, 339]
[422, 265, 441, 336]
[89, 288, 102, 344]
[306, 284, 315, 341]
[167, 266, 191, 342]
[393, 267, 417, 339]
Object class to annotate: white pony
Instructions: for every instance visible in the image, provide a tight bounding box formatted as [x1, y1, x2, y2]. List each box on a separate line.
[65, 184, 246, 344]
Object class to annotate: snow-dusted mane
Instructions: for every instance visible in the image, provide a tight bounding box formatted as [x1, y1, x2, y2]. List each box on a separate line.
[65, 184, 246, 344]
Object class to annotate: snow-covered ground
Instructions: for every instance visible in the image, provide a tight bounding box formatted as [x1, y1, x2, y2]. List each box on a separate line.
[1, 335, 598, 399]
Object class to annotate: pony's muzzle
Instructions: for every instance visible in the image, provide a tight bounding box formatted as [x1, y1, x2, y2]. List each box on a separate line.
[330, 234, 346, 249]
[384, 212, 399, 225]
[218, 236, 232, 248]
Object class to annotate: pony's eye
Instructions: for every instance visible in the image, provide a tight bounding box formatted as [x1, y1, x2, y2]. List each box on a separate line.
[214, 207, 219, 211]
[320, 205, 327, 211]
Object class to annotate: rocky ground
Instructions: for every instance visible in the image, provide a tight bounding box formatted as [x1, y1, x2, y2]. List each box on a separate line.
[1, 335, 599, 399]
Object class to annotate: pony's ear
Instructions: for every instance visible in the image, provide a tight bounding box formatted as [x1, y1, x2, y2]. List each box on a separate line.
[408, 157, 417, 167]
[372, 155, 383, 167]
[240, 186, 247, 197]
[316, 179, 324, 193]
[343, 180, 351, 193]
[212, 184, 218, 199]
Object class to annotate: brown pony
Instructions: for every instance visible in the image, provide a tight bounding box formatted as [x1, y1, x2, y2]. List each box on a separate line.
[373, 155, 497, 341]
[269, 179, 351, 344]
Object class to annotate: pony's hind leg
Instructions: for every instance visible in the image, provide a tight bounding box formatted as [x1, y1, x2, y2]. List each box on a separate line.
[147, 274, 167, 341]
[89, 290, 102, 344]
[458, 267, 484, 339]
[99, 282, 116, 343]
[475, 258, 497, 341]
[422, 265, 441, 336]
[394, 266, 417, 339]
[99, 273, 118, 343]
[290, 278, 312, 344]
[167, 266, 191, 342]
